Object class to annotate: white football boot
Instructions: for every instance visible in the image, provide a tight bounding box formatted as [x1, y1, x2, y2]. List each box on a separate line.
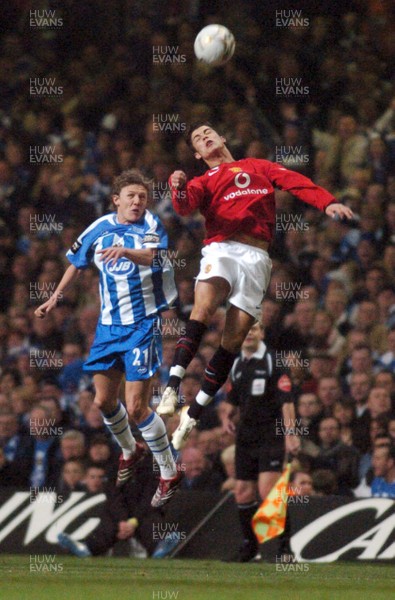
[172, 406, 197, 450]
[156, 387, 178, 417]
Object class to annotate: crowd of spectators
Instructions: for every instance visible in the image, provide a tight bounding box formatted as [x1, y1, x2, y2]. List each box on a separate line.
[1, 0, 395, 516]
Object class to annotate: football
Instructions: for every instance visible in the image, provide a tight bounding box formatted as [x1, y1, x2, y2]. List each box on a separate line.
[194, 24, 235, 67]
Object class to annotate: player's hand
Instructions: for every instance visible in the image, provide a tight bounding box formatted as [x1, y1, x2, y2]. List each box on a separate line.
[170, 170, 187, 190]
[285, 434, 300, 456]
[34, 293, 59, 319]
[117, 520, 137, 540]
[325, 203, 354, 220]
[222, 416, 236, 435]
[97, 246, 128, 264]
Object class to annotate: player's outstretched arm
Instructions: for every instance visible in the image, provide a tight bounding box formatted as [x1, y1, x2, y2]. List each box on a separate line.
[34, 264, 80, 319]
[263, 161, 354, 218]
[97, 247, 155, 266]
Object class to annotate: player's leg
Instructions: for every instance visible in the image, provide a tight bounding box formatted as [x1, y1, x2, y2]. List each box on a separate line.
[172, 305, 255, 449]
[157, 276, 230, 416]
[257, 471, 282, 500]
[230, 443, 260, 562]
[93, 370, 140, 469]
[126, 379, 177, 479]
[233, 479, 260, 561]
[125, 379, 183, 507]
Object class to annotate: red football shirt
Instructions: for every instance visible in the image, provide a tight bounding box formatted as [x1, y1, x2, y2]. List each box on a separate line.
[170, 158, 336, 245]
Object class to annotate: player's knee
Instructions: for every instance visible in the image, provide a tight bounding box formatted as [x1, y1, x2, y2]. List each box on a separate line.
[191, 304, 216, 324]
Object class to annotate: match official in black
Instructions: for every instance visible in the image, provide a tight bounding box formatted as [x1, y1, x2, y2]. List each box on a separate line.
[221, 322, 300, 562]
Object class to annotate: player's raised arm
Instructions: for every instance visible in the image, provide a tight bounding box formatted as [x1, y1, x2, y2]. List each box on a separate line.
[34, 264, 81, 318]
[169, 170, 206, 216]
[97, 247, 155, 266]
[262, 160, 354, 220]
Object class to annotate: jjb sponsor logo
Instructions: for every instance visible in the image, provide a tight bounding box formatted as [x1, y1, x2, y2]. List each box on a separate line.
[224, 172, 268, 201]
[104, 258, 135, 277]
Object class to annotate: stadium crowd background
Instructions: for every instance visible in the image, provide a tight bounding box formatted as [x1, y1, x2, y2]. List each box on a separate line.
[0, 0, 395, 507]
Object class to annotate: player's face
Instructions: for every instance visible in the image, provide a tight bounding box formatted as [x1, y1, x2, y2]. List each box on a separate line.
[191, 126, 226, 161]
[113, 184, 148, 224]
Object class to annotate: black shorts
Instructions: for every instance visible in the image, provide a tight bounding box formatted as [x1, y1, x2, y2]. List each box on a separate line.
[235, 438, 284, 481]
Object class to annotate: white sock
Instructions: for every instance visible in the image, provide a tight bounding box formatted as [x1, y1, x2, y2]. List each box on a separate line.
[196, 390, 213, 406]
[137, 411, 177, 479]
[102, 402, 136, 459]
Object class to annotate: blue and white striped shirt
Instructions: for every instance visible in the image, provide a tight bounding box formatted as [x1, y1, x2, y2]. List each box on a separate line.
[66, 211, 177, 325]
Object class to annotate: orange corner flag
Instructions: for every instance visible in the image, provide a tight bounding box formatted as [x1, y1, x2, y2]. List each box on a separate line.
[251, 463, 291, 544]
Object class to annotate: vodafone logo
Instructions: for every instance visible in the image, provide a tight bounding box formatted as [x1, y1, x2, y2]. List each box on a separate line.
[235, 172, 251, 188]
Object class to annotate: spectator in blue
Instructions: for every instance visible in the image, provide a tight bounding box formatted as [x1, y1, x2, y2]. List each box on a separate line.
[371, 445, 395, 498]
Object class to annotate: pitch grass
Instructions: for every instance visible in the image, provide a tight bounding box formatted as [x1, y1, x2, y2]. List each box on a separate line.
[0, 555, 394, 600]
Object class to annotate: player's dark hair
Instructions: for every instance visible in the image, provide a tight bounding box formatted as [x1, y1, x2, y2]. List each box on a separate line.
[185, 121, 216, 150]
[112, 169, 150, 196]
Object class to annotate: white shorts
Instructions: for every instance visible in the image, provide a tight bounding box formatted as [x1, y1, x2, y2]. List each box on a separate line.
[197, 241, 272, 320]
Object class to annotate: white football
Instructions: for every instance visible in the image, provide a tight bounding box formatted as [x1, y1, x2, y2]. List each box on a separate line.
[194, 24, 235, 67]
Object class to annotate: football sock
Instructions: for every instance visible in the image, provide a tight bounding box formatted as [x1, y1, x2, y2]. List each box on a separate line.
[167, 320, 207, 390]
[187, 345, 238, 420]
[202, 345, 238, 396]
[238, 501, 259, 549]
[137, 411, 177, 479]
[102, 402, 136, 459]
[278, 511, 292, 554]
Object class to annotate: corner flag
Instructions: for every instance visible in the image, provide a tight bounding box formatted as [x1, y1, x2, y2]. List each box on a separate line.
[251, 463, 291, 544]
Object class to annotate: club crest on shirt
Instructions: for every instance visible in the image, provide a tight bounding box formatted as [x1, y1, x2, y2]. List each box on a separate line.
[205, 264, 212, 273]
[229, 167, 243, 173]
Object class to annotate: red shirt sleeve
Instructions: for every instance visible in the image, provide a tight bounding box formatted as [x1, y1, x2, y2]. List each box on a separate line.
[261, 160, 337, 212]
[169, 175, 206, 216]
